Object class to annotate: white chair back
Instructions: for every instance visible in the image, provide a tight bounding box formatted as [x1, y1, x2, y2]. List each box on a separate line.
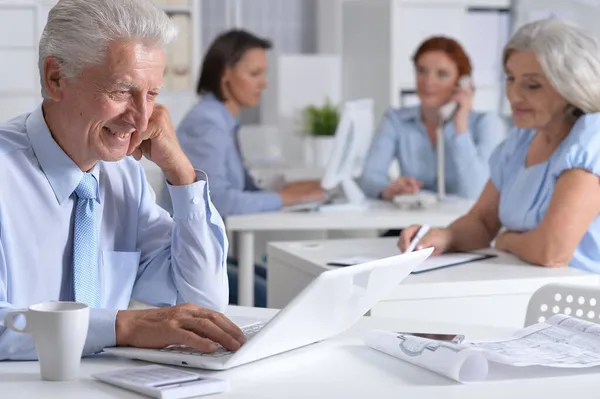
[525, 283, 600, 326]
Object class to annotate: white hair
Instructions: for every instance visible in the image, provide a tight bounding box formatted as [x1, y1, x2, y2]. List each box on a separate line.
[503, 18, 600, 115]
[39, 0, 177, 98]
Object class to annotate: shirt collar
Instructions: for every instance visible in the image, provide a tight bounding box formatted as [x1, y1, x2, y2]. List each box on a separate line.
[400, 106, 422, 122]
[203, 92, 240, 136]
[26, 104, 101, 205]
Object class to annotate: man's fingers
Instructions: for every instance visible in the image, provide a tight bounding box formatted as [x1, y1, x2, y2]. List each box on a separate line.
[174, 329, 219, 353]
[183, 317, 242, 352]
[127, 130, 144, 156]
[206, 312, 247, 345]
[191, 309, 246, 344]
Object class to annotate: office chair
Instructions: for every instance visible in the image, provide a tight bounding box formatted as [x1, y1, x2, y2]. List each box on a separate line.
[525, 282, 600, 326]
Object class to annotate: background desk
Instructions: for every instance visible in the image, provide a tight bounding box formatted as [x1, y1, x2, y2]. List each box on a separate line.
[226, 199, 473, 306]
[267, 237, 600, 328]
[4, 306, 600, 398]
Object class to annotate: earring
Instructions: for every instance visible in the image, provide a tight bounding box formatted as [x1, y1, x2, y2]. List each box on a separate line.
[565, 104, 583, 120]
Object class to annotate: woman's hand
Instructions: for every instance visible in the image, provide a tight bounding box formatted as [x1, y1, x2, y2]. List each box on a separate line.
[398, 225, 453, 255]
[381, 177, 424, 200]
[494, 230, 512, 252]
[452, 80, 474, 134]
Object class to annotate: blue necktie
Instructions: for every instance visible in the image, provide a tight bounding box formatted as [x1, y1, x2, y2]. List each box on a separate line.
[72, 173, 100, 307]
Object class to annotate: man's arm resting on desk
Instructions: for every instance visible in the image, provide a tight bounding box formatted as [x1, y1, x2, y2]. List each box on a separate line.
[0, 304, 249, 360]
[0, 306, 117, 360]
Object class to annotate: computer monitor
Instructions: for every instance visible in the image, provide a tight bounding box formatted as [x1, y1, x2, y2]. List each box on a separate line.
[320, 98, 374, 211]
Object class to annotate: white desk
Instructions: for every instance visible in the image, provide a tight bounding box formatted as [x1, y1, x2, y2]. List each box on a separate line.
[267, 237, 600, 328]
[4, 306, 600, 398]
[226, 199, 473, 306]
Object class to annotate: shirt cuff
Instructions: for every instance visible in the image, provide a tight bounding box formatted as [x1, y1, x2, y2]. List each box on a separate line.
[261, 192, 283, 211]
[85, 308, 118, 355]
[167, 170, 210, 220]
[365, 180, 389, 199]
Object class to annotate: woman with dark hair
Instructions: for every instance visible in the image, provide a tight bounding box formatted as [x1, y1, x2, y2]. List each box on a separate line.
[167, 29, 323, 220]
[165, 29, 323, 307]
[359, 36, 506, 201]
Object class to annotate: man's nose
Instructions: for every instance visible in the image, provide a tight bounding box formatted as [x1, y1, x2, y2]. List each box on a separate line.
[131, 96, 149, 133]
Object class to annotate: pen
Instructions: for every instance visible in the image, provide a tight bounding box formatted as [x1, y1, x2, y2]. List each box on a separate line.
[404, 225, 431, 253]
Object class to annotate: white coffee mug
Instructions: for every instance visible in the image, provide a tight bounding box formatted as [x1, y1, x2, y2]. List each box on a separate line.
[4, 301, 90, 381]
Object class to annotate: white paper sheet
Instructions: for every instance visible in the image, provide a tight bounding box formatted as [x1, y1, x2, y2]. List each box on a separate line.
[328, 252, 490, 271]
[472, 315, 600, 367]
[365, 315, 600, 383]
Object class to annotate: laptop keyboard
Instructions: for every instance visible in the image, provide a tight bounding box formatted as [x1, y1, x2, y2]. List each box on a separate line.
[159, 321, 266, 358]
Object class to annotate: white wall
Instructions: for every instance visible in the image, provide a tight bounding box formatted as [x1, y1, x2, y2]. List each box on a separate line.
[0, 1, 55, 122]
[316, 0, 344, 54]
[260, 53, 342, 166]
[342, 0, 511, 124]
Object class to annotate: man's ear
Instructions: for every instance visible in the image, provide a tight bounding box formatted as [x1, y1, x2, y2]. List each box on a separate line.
[43, 56, 65, 101]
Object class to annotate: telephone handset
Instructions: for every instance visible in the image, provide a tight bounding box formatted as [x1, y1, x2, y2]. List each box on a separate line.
[439, 75, 472, 121]
[436, 75, 471, 201]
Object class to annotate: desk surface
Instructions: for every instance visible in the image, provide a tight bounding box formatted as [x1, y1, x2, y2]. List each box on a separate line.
[268, 237, 600, 300]
[4, 306, 600, 398]
[226, 199, 473, 231]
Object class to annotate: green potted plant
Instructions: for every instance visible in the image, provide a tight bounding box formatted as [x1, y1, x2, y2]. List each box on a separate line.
[303, 99, 340, 167]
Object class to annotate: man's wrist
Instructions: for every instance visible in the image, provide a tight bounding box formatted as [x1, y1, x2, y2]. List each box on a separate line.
[115, 310, 133, 347]
[164, 161, 196, 186]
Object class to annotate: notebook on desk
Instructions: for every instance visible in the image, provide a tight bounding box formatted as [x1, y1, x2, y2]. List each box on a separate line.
[328, 252, 497, 273]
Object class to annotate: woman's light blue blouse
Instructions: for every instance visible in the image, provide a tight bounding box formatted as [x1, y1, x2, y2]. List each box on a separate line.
[359, 106, 506, 199]
[489, 113, 600, 274]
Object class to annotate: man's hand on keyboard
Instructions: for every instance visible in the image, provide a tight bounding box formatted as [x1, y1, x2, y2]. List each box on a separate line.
[115, 303, 247, 353]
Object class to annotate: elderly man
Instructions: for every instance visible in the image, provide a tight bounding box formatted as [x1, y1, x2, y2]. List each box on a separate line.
[0, 0, 246, 360]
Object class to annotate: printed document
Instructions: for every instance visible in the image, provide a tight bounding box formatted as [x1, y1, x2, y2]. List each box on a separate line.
[365, 315, 600, 383]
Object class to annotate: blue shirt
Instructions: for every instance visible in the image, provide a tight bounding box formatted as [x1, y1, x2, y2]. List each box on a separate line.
[160, 94, 282, 217]
[359, 106, 506, 199]
[0, 105, 229, 360]
[489, 113, 600, 274]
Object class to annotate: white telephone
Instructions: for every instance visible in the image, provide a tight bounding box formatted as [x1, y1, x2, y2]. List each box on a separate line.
[439, 75, 472, 122]
[436, 75, 471, 201]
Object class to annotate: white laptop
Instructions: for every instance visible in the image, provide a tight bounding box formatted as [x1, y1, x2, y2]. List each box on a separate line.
[104, 248, 433, 371]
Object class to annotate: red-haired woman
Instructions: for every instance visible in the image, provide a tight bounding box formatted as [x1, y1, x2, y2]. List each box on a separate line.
[359, 36, 506, 202]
